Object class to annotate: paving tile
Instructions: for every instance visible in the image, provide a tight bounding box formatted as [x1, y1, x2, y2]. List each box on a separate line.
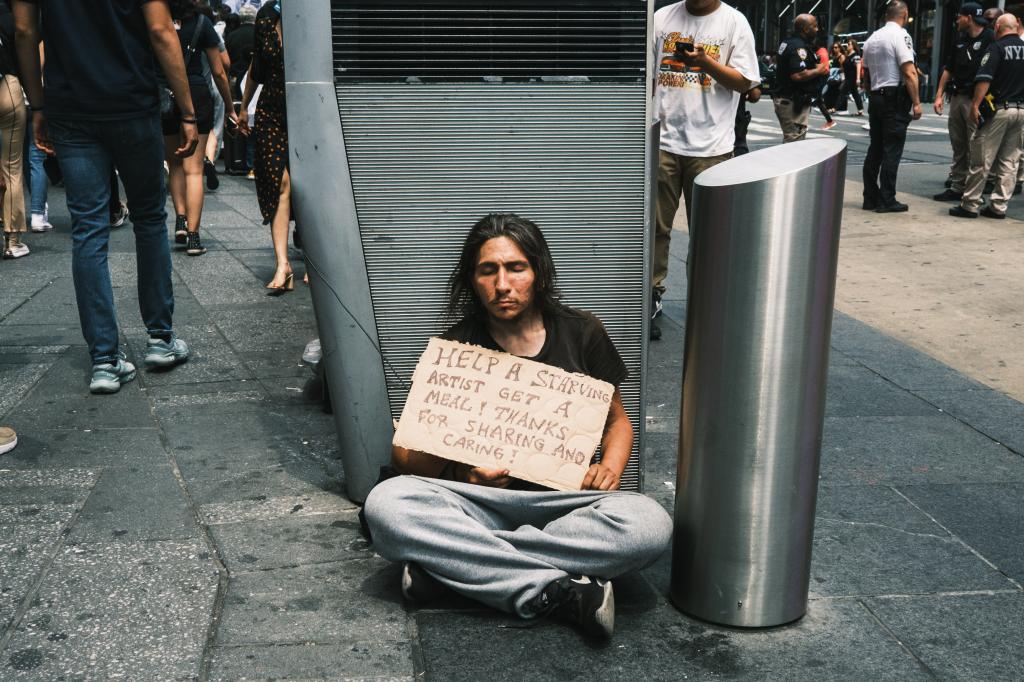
[810, 485, 1015, 597]
[0, 324, 87, 348]
[0, 524, 65, 631]
[415, 599, 927, 681]
[124, 323, 256, 387]
[199, 490, 357, 526]
[0, 539, 217, 680]
[824, 365, 939, 417]
[209, 510, 370, 572]
[172, 251, 271, 305]
[0, 469, 99, 506]
[0, 428, 167, 470]
[0, 362, 55, 421]
[865, 593, 1024, 680]
[215, 558, 406, 645]
[64, 465, 199, 543]
[915, 387, 1024, 455]
[820, 415, 1024, 486]
[206, 640, 414, 681]
[896, 483, 1024, 584]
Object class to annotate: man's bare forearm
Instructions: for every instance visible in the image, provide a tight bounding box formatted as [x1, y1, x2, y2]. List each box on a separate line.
[972, 80, 991, 109]
[598, 392, 634, 478]
[901, 64, 920, 105]
[142, 2, 195, 117]
[700, 58, 753, 93]
[12, 1, 44, 107]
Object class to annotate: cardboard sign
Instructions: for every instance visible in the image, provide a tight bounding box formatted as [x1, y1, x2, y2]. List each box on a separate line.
[394, 338, 614, 491]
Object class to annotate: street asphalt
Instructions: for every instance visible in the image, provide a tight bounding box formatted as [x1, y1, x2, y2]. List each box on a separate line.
[1, 117, 1023, 680]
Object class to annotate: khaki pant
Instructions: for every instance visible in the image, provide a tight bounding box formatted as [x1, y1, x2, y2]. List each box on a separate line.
[0, 75, 26, 234]
[962, 107, 1024, 214]
[773, 96, 811, 143]
[654, 149, 732, 294]
[946, 93, 977, 193]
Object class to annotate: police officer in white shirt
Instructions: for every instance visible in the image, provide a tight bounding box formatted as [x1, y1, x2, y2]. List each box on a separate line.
[860, 0, 923, 213]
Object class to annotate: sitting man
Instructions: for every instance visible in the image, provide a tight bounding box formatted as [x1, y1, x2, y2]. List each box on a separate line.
[363, 213, 673, 640]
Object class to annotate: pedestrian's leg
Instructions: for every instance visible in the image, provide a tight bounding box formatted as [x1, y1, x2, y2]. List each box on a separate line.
[878, 108, 910, 206]
[863, 98, 884, 203]
[851, 86, 864, 114]
[986, 113, 1023, 215]
[948, 95, 975, 193]
[961, 114, 1003, 212]
[106, 115, 174, 340]
[165, 135, 187, 223]
[267, 167, 293, 288]
[653, 150, 683, 297]
[0, 75, 28, 237]
[182, 133, 208, 233]
[49, 119, 120, 363]
[680, 151, 731, 283]
[364, 477, 566, 616]
[28, 137, 48, 218]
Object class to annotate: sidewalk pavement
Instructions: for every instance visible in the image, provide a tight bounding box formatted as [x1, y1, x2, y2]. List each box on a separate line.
[1, 174, 1022, 680]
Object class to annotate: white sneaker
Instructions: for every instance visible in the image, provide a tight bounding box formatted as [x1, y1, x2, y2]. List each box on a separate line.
[3, 240, 29, 259]
[0, 426, 16, 455]
[31, 213, 53, 232]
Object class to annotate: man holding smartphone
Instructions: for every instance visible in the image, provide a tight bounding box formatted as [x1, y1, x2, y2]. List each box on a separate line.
[650, 0, 759, 341]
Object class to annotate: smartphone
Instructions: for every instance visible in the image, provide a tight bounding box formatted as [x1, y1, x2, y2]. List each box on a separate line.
[676, 41, 695, 56]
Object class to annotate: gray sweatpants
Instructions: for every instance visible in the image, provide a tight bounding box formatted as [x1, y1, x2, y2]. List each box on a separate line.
[363, 475, 673, 618]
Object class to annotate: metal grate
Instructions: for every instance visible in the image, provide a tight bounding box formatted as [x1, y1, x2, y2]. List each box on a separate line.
[337, 83, 648, 490]
[330, 0, 647, 82]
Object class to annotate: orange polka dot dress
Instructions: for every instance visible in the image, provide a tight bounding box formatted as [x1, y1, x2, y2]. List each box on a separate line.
[252, 7, 288, 225]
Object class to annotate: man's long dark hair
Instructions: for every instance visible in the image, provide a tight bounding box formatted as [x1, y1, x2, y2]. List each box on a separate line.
[447, 213, 561, 321]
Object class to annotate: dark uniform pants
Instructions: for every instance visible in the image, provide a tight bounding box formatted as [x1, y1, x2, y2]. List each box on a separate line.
[863, 89, 912, 207]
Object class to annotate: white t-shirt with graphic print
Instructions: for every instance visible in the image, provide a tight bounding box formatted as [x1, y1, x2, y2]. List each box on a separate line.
[652, 1, 760, 157]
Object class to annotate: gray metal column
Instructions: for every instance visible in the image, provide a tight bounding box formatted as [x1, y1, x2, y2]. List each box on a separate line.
[282, 0, 392, 503]
[671, 139, 846, 627]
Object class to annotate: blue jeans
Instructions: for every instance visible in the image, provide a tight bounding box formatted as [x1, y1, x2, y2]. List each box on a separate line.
[49, 115, 174, 364]
[27, 129, 47, 215]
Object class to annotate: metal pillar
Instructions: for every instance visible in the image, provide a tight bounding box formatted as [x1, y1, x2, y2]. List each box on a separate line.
[670, 139, 846, 628]
[282, 1, 393, 503]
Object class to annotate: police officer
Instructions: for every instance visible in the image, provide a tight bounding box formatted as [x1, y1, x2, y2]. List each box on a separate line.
[932, 3, 994, 201]
[773, 14, 827, 142]
[950, 13, 1024, 219]
[861, 0, 922, 213]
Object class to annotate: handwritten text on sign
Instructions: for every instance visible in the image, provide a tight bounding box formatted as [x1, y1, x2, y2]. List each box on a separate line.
[394, 338, 614, 491]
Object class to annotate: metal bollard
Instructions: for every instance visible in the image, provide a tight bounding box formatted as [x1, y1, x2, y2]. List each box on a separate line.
[670, 139, 846, 627]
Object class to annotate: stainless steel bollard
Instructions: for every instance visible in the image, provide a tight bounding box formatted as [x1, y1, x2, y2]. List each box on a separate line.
[670, 139, 846, 627]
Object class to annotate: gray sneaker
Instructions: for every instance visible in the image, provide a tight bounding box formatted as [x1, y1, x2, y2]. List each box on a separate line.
[144, 336, 189, 369]
[90, 357, 137, 394]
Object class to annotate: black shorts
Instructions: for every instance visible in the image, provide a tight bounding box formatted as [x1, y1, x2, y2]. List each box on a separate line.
[162, 83, 214, 136]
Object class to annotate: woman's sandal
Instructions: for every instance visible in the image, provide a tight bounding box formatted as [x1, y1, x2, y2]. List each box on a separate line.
[266, 273, 294, 297]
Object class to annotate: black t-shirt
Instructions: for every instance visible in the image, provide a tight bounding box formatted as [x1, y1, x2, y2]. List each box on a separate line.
[0, 4, 17, 79]
[171, 14, 220, 86]
[975, 35, 1024, 103]
[776, 35, 819, 96]
[26, 0, 161, 120]
[439, 305, 627, 490]
[440, 306, 628, 389]
[225, 23, 255, 79]
[945, 28, 995, 91]
[843, 52, 860, 80]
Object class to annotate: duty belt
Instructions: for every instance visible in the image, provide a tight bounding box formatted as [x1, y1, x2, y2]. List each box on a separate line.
[870, 86, 900, 95]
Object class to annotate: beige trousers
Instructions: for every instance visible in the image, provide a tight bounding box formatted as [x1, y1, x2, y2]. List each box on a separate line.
[653, 149, 732, 294]
[962, 107, 1024, 214]
[0, 74, 26, 233]
[946, 93, 977, 193]
[773, 96, 811, 143]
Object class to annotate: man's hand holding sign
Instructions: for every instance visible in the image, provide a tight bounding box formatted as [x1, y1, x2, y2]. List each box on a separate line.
[394, 338, 615, 491]
[364, 214, 671, 641]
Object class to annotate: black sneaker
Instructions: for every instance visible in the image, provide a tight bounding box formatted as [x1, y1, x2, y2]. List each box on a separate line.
[527, 575, 614, 640]
[980, 205, 1005, 219]
[948, 205, 979, 219]
[174, 215, 188, 245]
[944, 177, 953, 189]
[185, 231, 207, 256]
[400, 562, 449, 603]
[652, 290, 663, 319]
[204, 158, 220, 191]
[861, 200, 878, 211]
[932, 189, 962, 201]
[875, 202, 908, 213]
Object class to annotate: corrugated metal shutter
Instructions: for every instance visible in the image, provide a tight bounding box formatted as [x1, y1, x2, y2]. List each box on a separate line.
[331, 2, 649, 490]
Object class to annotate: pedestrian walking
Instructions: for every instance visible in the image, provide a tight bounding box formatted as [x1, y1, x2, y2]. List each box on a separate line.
[13, 0, 198, 393]
[0, 0, 28, 259]
[839, 40, 865, 115]
[950, 13, 1024, 219]
[773, 15, 826, 142]
[648, 0, 759, 341]
[932, 3, 994, 202]
[163, 0, 237, 258]
[860, 0, 922, 213]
